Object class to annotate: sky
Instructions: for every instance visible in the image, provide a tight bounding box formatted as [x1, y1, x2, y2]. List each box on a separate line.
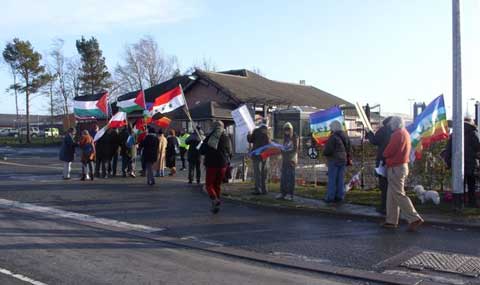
[0, 0, 479, 117]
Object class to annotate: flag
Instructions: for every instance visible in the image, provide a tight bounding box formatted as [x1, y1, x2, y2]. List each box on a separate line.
[94, 126, 108, 142]
[310, 106, 345, 146]
[153, 117, 171, 128]
[249, 142, 286, 160]
[108, 111, 128, 129]
[150, 85, 186, 115]
[345, 171, 362, 192]
[407, 95, 449, 160]
[133, 118, 147, 143]
[74, 92, 108, 119]
[117, 90, 146, 113]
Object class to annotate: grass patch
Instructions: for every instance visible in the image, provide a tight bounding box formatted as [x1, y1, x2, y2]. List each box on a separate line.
[0, 136, 62, 147]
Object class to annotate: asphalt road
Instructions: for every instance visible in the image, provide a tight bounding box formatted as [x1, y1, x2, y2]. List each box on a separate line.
[0, 147, 479, 284]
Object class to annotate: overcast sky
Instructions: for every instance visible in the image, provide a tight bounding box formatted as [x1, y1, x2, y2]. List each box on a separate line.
[0, 0, 479, 117]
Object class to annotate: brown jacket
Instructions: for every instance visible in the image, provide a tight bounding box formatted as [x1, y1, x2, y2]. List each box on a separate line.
[79, 134, 95, 162]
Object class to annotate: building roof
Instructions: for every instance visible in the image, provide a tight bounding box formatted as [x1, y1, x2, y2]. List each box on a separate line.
[174, 101, 236, 121]
[193, 69, 352, 108]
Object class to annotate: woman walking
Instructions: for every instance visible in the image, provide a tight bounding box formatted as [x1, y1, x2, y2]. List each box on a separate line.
[154, 129, 168, 177]
[323, 120, 352, 204]
[277, 122, 299, 201]
[200, 121, 232, 214]
[59, 128, 77, 180]
[79, 130, 95, 181]
[166, 129, 179, 176]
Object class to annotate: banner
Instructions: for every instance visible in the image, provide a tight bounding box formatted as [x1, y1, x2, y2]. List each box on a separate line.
[310, 106, 345, 146]
[232, 105, 255, 153]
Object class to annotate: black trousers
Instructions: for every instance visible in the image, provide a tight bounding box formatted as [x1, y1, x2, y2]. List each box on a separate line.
[465, 174, 477, 207]
[111, 153, 118, 176]
[188, 159, 201, 183]
[180, 148, 187, 169]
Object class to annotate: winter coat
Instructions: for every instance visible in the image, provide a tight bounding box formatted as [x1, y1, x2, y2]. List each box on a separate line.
[59, 134, 76, 162]
[118, 129, 130, 157]
[166, 136, 179, 168]
[140, 134, 160, 164]
[79, 134, 96, 163]
[323, 131, 351, 164]
[186, 131, 204, 162]
[282, 133, 299, 165]
[247, 125, 270, 150]
[154, 134, 168, 171]
[95, 131, 114, 160]
[366, 118, 392, 167]
[383, 128, 411, 167]
[200, 132, 232, 168]
[446, 122, 480, 176]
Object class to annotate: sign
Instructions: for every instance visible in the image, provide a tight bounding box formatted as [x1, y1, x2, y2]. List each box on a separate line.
[355, 102, 373, 132]
[232, 105, 255, 153]
[307, 147, 318, 159]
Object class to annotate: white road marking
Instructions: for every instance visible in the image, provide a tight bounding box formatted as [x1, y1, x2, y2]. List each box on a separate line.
[181, 236, 224, 247]
[272, 252, 331, 264]
[0, 160, 62, 170]
[0, 198, 165, 233]
[0, 267, 48, 285]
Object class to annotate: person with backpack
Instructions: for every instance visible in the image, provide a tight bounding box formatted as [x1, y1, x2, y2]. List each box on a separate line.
[59, 127, 77, 180]
[323, 120, 352, 204]
[200, 121, 232, 214]
[79, 130, 95, 181]
[139, 127, 159, 185]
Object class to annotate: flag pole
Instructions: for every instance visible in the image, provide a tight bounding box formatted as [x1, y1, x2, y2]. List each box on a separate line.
[179, 84, 201, 138]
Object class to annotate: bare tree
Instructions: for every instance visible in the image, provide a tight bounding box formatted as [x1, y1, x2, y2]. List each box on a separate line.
[114, 36, 178, 94]
[184, 57, 217, 74]
[50, 39, 74, 126]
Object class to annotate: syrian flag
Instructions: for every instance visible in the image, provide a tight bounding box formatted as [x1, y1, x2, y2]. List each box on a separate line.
[108, 111, 128, 128]
[150, 85, 186, 116]
[74, 92, 109, 119]
[117, 90, 146, 113]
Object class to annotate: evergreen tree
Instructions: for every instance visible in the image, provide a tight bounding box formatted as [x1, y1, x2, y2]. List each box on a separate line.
[75, 36, 111, 96]
[3, 38, 51, 143]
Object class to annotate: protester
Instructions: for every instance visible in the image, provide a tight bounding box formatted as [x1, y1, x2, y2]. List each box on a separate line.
[383, 116, 424, 231]
[247, 120, 271, 195]
[125, 128, 137, 178]
[95, 128, 114, 178]
[445, 117, 480, 209]
[179, 130, 190, 171]
[140, 127, 159, 185]
[186, 126, 204, 184]
[166, 129, 179, 176]
[119, 127, 130, 177]
[79, 130, 95, 181]
[277, 122, 298, 201]
[90, 124, 99, 139]
[323, 120, 351, 204]
[200, 121, 232, 214]
[59, 128, 77, 180]
[366, 117, 393, 214]
[154, 129, 168, 177]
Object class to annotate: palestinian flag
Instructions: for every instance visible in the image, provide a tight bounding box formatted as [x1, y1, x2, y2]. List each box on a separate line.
[150, 85, 185, 116]
[74, 92, 108, 119]
[117, 90, 146, 113]
[108, 111, 128, 128]
[133, 118, 147, 143]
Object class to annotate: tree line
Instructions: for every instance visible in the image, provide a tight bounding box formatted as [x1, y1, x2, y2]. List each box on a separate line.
[1, 35, 208, 143]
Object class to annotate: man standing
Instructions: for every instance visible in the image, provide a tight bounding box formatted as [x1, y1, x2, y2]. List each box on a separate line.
[186, 126, 204, 184]
[140, 127, 159, 185]
[366, 117, 393, 214]
[178, 130, 190, 171]
[383, 116, 423, 232]
[247, 120, 271, 195]
[59, 128, 77, 180]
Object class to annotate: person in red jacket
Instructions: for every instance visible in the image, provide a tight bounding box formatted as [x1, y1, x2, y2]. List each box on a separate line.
[382, 116, 424, 232]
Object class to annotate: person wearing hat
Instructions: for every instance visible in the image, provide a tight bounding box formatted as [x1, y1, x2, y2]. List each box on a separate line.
[139, 127, 160, 185]
[186, 126, 205, 184]
[445, 116, 480, 209]
[247, 119, 271, 195]
[200, 121, 232, 214]
[277, 122, 299, 200]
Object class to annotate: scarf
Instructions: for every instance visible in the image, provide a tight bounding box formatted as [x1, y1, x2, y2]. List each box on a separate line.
[207, 121, 224, 150]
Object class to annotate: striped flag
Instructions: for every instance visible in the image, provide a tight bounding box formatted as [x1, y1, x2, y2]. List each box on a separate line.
[310, 106, 345, 146]
[249, 142, 286, 160]
[108, 111, 128, 129]
[117, 90, 146, 113]
[74, 92, 108, 119]
[149, 85, 186, 116]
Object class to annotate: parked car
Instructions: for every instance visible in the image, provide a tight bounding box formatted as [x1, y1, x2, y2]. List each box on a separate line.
[0, 128, 19, 137]
[44, 128, 60, 138]
[19, 127, 40, 137]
